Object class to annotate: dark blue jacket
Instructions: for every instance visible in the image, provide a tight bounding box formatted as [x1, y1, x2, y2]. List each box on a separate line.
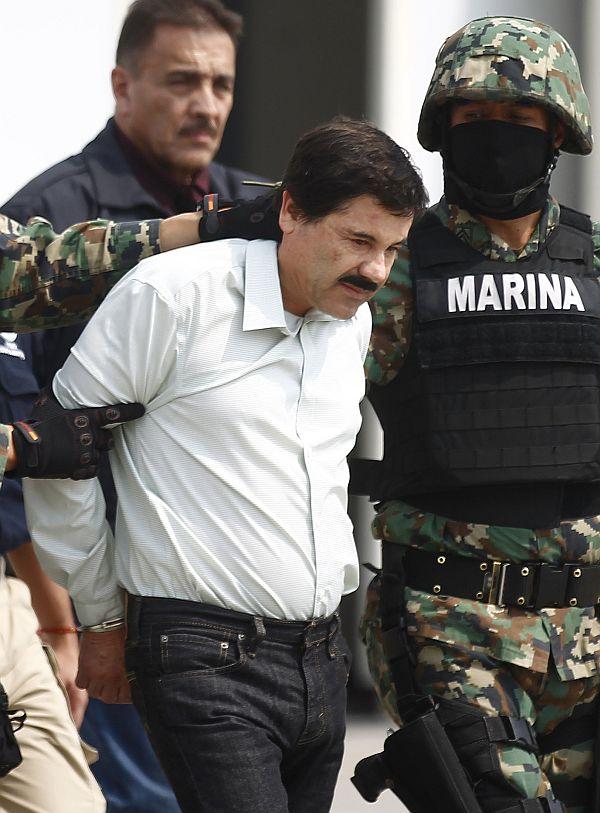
[0, 333, 42, 555]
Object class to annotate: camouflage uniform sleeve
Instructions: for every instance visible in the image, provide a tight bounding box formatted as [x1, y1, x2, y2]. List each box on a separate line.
[0, 215, 161, 332]
[366, 243, 413, 385]
[0, 423, 9, 486]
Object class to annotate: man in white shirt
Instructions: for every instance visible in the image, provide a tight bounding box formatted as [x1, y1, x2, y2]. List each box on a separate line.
[23, 117, 427, 813]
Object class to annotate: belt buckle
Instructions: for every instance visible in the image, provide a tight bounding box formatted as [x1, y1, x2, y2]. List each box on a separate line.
[484, 561, 509, 606]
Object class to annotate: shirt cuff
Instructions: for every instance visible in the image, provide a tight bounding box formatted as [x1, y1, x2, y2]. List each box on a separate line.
[74, 590, 125, 627]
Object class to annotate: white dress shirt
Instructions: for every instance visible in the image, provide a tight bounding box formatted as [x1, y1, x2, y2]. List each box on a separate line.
[24, 239, 370, 625]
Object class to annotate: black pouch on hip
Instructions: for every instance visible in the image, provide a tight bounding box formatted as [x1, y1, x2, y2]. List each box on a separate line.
[0, 682, 25, 777]
[353, 701, 483, 812]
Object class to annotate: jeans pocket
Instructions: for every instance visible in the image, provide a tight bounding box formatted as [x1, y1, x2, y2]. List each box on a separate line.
[158, 624, 247, 678]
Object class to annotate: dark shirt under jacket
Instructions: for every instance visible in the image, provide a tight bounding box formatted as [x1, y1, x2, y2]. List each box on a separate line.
[114, 126, 211, 215]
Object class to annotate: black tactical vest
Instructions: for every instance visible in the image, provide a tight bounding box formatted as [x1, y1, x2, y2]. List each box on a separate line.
[356, 206, 600, 527]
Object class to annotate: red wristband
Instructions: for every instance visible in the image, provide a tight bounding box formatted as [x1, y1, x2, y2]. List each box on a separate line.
[38, 626, 79, 635]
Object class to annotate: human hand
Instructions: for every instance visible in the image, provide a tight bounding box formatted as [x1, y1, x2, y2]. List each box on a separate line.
[42, 632, 89, 728]
[198, 191, 282, 243]
[13, 388, 144, 479]
[76, 628, 131, 704]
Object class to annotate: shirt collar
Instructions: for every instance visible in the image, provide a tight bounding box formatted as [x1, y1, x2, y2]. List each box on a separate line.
[242, 241, 341, 335]
[243, 240, 289, 332]
[432, 195, 560, 262]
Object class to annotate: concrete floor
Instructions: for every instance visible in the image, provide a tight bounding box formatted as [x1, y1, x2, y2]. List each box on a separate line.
[331, 716, 408, 813]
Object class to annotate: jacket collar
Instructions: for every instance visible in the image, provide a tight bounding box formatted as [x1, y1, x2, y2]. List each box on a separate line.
[81, 119, 166, 214]
[81, 118, 223, 215]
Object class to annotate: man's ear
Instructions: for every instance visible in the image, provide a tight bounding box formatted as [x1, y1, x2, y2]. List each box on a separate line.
[279, 190, 303, 235]
[111, 65, 133, 114]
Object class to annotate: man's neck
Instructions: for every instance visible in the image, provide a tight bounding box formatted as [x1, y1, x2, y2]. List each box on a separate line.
[477, 209, 543, 252]
[113, 117, 211, 214]
[114, 116, 193, 187]
[276, 243, 308, 317]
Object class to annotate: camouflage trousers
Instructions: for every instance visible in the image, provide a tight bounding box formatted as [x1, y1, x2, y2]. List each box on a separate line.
[361, 576, 600, 813]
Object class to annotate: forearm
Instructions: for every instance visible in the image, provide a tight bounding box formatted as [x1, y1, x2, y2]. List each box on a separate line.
[7, 543, 77, 629]
[159, 211, 201, 252]
[2, 218, 161, 332]
[9, 541, 89, 728]
[0, 212, 200, 332]
[23, 477, 123, 626]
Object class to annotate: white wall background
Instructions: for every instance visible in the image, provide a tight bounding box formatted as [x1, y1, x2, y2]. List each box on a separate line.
[0, 0, 130, 202]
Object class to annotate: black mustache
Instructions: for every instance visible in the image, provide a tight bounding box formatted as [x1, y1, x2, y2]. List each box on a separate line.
[339, 274, 378, 293]
[179, 117, 218, 137]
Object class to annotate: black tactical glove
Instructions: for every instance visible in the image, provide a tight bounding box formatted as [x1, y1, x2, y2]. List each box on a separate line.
[198, 192, 283, 243]
[12, 389, 145, 480]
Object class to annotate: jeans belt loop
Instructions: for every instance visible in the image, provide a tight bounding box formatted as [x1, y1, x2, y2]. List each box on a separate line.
[246, 616, 266, 659]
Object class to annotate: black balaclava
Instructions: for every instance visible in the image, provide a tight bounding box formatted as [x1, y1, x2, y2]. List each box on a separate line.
[443, 119, 559, 220]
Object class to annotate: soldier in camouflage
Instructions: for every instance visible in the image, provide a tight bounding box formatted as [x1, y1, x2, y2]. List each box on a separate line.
[358, 16, 600, 813]
[0, 209, 201, 486]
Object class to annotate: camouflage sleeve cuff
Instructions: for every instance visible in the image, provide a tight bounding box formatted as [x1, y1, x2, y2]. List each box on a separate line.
[108, 219, 162, 272]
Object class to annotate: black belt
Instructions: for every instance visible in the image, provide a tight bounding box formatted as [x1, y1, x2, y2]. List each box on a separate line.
[127, 594, 340, 645]
[383, 544, 600, 610]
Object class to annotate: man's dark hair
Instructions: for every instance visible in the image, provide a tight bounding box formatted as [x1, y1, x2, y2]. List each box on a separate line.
[278, 117, 428, 221]
[117, 0, 243, 70]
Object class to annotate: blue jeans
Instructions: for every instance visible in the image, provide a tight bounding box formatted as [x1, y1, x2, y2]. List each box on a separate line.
[125, 597, 350, 813]
[80, 700, 181, 812]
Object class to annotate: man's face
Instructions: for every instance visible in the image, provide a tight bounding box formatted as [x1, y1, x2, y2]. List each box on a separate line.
[278, 193, 413, 320]
[113, 24, 235, 181]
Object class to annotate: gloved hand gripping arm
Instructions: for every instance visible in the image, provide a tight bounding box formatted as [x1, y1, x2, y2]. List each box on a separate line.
[198, 191, 283, 243]
[10, 389, 144, 479]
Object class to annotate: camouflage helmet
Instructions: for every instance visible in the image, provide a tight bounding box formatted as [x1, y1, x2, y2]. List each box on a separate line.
[418, 16, 592, 155]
